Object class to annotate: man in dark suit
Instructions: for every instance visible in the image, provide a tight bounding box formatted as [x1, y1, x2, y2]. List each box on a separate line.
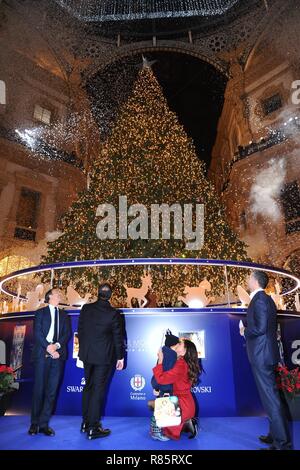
[29, 288, 71, 436]
[240, 270, 291, 450]
[78, 283, 125, 440]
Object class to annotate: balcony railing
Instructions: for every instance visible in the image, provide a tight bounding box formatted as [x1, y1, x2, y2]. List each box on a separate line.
[0, 125, 83, 170]
[235, 118, 300, 161]
[235, 130, 286, 160]
[221, 120, 300, 194]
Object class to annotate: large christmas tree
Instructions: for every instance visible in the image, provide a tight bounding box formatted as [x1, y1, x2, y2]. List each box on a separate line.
[42, 63, 249, 305]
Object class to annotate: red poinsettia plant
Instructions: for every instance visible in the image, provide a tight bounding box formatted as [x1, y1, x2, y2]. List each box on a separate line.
[276, 365, 300, 399]
[0, 365, 15, 394]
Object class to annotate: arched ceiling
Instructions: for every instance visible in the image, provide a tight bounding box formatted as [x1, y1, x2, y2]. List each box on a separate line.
[1, 0, 289, 83]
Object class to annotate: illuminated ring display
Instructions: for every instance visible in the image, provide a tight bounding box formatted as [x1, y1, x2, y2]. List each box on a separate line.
[0, 258, 299, 301]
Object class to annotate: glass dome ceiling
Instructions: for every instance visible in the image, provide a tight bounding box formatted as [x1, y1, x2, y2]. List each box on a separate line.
[55, 0, 240, 21]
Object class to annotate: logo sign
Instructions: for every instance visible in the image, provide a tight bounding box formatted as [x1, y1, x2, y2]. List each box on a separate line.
[130, 374, 145, 391]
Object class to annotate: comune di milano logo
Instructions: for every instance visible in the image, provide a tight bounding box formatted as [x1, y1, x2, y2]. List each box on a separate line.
[130, 374, 146, 400]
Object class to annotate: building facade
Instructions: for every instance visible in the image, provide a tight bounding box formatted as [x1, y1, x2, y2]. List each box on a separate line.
[0, 23, 86, 277]
[0, 0, 299, 282]
[210, 5, 300, 273]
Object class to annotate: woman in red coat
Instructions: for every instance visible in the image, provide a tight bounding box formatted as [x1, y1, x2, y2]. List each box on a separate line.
[152, 339, 202, 440]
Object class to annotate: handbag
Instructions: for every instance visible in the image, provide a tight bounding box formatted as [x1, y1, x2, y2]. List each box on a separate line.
[154, 393, 182, 428]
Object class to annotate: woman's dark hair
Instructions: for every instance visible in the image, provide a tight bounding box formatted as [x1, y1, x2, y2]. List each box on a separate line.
[44, 288, 54, 304]
[182, 339, 203, 386]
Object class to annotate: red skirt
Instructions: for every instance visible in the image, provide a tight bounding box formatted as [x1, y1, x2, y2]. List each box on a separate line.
[163, 391, 195, 440]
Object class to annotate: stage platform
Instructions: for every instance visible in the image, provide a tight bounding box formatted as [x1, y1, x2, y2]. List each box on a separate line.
[0, 415, 299, 450]
[1, 308, 300, 418]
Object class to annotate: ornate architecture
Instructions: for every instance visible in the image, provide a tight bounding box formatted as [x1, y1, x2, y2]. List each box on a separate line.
[0, 0, 299, 279]
[210, 1, 300, 271]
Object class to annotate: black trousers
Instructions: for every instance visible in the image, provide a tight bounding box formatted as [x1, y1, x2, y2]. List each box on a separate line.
[251, 363, 292, 449]
[31, 356, 63, 428]
[82, 362, 112, 427]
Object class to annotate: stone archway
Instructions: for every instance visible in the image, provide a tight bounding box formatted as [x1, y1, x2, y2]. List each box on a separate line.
[81, 39, 229, 85]
[84, 42, 228, 167]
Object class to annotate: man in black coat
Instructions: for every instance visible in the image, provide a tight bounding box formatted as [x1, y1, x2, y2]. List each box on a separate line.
[29, 288, 71, 436]
[78, 283, 125, 439]
[240, 270, 291, 450]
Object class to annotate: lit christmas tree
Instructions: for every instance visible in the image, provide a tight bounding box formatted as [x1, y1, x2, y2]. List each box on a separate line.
[42, 63, 249, 305]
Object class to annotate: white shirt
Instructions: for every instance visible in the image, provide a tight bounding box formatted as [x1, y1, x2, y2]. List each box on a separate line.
[249, 288, 264, 300]
[46, 304, 60, 348]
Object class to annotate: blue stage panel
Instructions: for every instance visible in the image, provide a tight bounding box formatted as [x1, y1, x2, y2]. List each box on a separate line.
[0, 308, 299, 417]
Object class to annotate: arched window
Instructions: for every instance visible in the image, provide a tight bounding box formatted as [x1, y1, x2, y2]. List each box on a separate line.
[240, 210, 247, 231]
[231, 127, 240, 157]
[0, 80, 6, 105]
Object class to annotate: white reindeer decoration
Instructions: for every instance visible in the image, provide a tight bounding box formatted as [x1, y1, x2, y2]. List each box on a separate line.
[295, 292, 300, 312]
[178, 279, 212, 308]
[236, 285, 251, 307]
[66, 285, 92, 307]
[271, 280, 286, 310]
[125, 272, 152, 308]
[26, 284, 44, 311]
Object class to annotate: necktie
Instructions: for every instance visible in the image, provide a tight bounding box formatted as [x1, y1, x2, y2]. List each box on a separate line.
[52, 307, 59, 344]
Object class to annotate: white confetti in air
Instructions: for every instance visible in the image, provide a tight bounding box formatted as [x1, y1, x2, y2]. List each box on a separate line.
[249, 158, 286, 221]
[45, 231, 63, 242]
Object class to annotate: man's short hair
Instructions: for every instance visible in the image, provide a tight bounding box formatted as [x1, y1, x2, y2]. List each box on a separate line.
[252, 270, 269, 289]
[44, 288, 54, 304]
[98, 283, 112, 300]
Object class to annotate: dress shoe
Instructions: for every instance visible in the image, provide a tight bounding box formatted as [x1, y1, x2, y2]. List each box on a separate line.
[259, 446, 276, 450]
[259, 434, 273, 445]
[182, 418, 198, 439]
[39, 426, 55, 436]
[28, 424, 39, 435]
[80, 421, 89, 433]
[259, 445, 292, 451]
[87, 425, 111, 440]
